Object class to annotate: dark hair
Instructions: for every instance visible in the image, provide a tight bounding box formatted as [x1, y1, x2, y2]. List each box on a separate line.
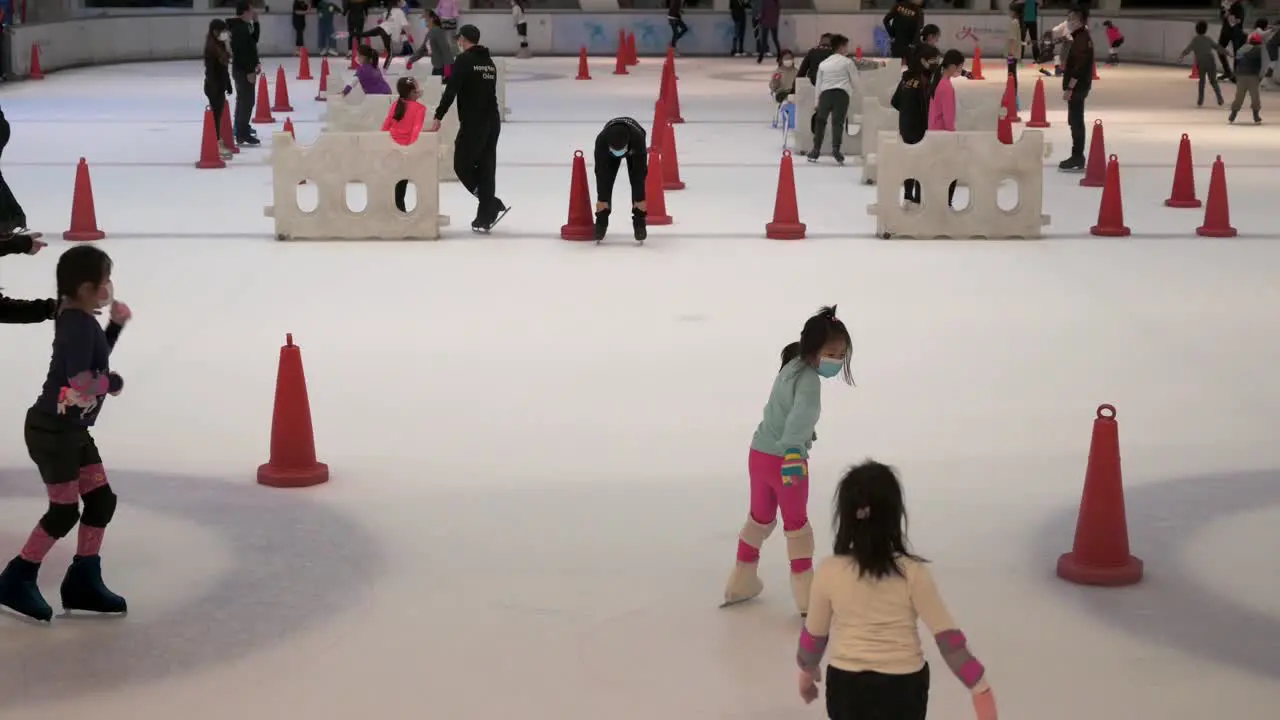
[819, 33, 833, 46]
[426, 9, 441, 26]
[205, 19, 230, 65]
[920, 23, 940, 41]
[1256, 18, 1269, 30]
[1195, 20, 1208, 34]
[604, 122, 630, 152]
[832, 460, 925, 580]
[1069, 5, 1089, 22]
[779, 305, 854, 384]
[56, 245, 112, 301]
[941, 48, 965, 69]
[235, 1, 251, 15]
[905, 43, 939, 78]
[393, 77, 416, 122]
[358, 45, 380, 65]
[1101, 20, 1113, 27]
[828, 34, 849, 52]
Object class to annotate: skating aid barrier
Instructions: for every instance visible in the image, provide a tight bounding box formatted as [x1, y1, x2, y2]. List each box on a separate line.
[790, 64, 897, 157]
[322, 86, 460, 183]
[867, 130, 1050, 239]
[264, 132, 450, 241]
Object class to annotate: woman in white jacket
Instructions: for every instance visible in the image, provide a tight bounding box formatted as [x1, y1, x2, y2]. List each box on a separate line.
[355, 0, 409, 69]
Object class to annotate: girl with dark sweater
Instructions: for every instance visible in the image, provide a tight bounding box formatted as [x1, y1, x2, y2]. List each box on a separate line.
[891, 43, 938, 207]
[202, 19, 234, 159]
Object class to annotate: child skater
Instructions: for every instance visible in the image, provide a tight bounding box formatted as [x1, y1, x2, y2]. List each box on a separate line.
[592, 117, 648, 243]
[722, 306, 853, 615]
[0, 232, 57, 325]
[407, 11, 455, 81]
[0, 245, 133, 623]
[795, 461, 998, 720]
[930, 49, 963, 209]
[354, 0, 408, 69]
[382, 76, 427, 212]
[343, 45, 393, 96]
[292, 0, 309, 56]
[892, 43, 938, 207]
[1101, 20, 1124, 65]
[1178, 21, 1227, 107]
[512, 0, 530, 58]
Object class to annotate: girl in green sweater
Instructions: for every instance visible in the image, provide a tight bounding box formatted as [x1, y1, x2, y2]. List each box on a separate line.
[723, 306, 853, 616]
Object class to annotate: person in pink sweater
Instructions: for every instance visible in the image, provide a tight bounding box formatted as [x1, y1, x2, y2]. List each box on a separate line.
[928, 48, 963, 209]
[1102, 20, 1124, 65]
[381, 77, 427, 212]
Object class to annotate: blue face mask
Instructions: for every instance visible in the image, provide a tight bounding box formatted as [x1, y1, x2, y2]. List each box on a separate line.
[817, 358, 843, 379]
[610, 147, 627, 157]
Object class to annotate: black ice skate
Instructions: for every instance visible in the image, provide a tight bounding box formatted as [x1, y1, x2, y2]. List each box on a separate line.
[806, 151, 819, 163]
[1254, 110, 1262, 124]
[832, 150, 845, 165]
[632, 208, 647, 244]
[594, 208, 610, 242]
[61, 555, 127, 615]
[1058, 155, 1085, 173]
[1228, 109, 1238, 123]
[0, 557, 53, 622]
[472, 200, 510, 234]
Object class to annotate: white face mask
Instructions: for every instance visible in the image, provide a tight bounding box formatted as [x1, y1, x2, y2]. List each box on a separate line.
[97, 281, 115, 310]
[219, 31, 230, 42]
[783, 59, 794, 67]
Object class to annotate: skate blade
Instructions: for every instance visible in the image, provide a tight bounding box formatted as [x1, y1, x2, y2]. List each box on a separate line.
[0, 605, 53, 624]
[59, 605, 128, 619]
[719, 596, 759, 609]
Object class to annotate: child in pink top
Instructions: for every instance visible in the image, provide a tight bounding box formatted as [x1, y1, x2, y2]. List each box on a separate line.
[381, 77, 427, 212]
[1102, 20, 1124, 65]
[929, 49, 964, 209]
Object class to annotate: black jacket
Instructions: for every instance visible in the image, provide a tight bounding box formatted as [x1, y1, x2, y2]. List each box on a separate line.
[593, 117, 648, 204]
[1063, 27, 1094, 95]
[883, 0, 923, 50]
[729, 0, 748, 20]
[798, 46, 833, 85]
[891, 73, 929, 145]
[227, 17, 261, 75]
[435, 44, 500, 126]
[0, 234, 56, 325]
[203, 44, 233, 95]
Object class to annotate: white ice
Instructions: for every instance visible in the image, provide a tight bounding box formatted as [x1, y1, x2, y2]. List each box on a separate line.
[1, 55, 1279, 720]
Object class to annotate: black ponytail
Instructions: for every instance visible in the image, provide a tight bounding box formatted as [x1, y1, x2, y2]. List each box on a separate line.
[393, 99, 407, 122]
[393, 76, 416, 122]
[779, 341, 801, 369]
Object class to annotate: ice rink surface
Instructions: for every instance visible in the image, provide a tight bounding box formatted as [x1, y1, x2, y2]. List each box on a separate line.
[1, 53, 1279, 719]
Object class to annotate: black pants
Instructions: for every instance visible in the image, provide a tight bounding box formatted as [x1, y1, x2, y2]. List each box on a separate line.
[1067, 92, 1086, 158]
[454, 119, 502, 223]
[348, 10, 367, 53]
[517, 22, 528, 48]
[232, 70, 256, 141]
[359, 27, 393, 58]
[1020, 19, 1038, 60]
[0, 113, 28, 232]
[903, 179, 920, 204]
[669, 17, 689, 48]
[395, 180, 409, 212]
[293, 17, 306, 48]
[205, 83, 226, 143]
[757, 27, 779, 61]
[825, 663, 930, 720]
[813, 88, 850, 154]
[890, 41, 910, 60]
[731, 14, 746, 54]
[1198, 71, 1224, 104]
[594, 150, 648, 206]
[24, 408, 116, 544]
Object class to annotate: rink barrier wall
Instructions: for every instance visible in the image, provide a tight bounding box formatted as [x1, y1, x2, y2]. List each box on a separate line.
[264, 131, 450, 241]
[867, 130, 1050, 239]
[6, 12, 1265, 77]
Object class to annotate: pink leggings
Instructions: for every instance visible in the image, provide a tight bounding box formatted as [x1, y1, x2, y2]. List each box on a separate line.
[738, 449, 810, 572]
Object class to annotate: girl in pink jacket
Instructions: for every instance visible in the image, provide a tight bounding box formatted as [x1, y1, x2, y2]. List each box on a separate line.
[928, 49, 964, 208]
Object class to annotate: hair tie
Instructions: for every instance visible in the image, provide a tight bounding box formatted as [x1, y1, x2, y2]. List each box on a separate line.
[855, 507, 871, 520]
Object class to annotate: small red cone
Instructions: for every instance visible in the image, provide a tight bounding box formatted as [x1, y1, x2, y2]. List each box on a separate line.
[29, 44, 44, 79]
[1189, 61, 1200, 79]
[195, 108, 227, 169]
[1001, 73, 1020, 122]
[64, 158, 106, 242]
[1080, 119, 1107, 188]
[644, 147, 673, 225]
[252, 74, 276, 124]
[297, 47, 314, 80]
[1196, 155, 1237, 237]
[997, 115, 1013, 144]
[1056, 404, 1143, 587]
[765, 150, 805, 240]
[660, 118, 684, 191]
[1026, 77, 1050, 127]
[220, 103, 240, 154]
[1092, 62, 1100, 80]
[665, 46, 676, 72]
[575, 46, 591, 80]
[1090, 155, 1130, 237]
[257, 334, 329, 489]
[650, 98, 669, 152]
[613, 41, 629, 75]
[272, 66, 294, 112]
[560, 150, 596, 241]
[855, 46, 863, 61]
[283, 117, 296, 139]
[1165, 134, 1201, 208]
[315, 58, 331, 101]
[970, 46, 985, 80]
[626, 32, 638, 65]
[660, 61, 684, 123]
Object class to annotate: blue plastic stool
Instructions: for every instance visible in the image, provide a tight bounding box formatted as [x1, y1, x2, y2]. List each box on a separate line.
[872, 27, 891, 57]
[773, 101, 796, 130]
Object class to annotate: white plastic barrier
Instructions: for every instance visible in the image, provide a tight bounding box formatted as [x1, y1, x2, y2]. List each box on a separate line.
[265, 132, 450, 241]
[322, 86, 460, 182]
[867, 130, 1050, 240]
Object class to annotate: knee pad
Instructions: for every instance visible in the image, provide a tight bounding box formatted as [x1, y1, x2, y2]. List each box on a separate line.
[40, 502, 81, 538]
[79, 485, 118, 528]
[739, 515, 777, 549]
[785, 523, 814, 560]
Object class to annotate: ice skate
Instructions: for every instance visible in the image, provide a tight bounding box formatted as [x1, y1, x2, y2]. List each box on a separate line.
[1254, 110, 1262, 124]
[1057, 155, 1085, 172]
[832, 150, 845, 165]
[60, 555, 127, 615]
[786, 524, 815, 616]
[721, 516, 775, 607]
[594, 208, 610, 241]
[218, 143, 234, 159]
[1229, 109, 1238, 123]
[0, 557, 53, 622]
[632, 208, 647, 243]
[806, 151, 819, 163]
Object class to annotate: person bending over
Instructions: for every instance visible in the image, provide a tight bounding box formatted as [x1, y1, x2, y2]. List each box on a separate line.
[593, 117, 648, 243]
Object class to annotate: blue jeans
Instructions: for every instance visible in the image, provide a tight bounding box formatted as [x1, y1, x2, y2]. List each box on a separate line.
[317, 14, 336, 51]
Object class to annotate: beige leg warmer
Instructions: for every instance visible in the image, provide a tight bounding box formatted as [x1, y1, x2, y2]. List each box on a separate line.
[721, 516, 776, 607]
[786, 523, 815, 615]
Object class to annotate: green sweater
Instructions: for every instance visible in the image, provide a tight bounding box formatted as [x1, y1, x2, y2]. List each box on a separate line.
[751, 357, 822, 459]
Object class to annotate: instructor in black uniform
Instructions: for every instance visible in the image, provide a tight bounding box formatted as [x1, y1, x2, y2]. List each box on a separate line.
[882, 0, 923, 61]
[593, 117, 648, 242]
[428, 24, 508, 232]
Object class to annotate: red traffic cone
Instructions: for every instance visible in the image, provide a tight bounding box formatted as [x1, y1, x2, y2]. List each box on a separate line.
[315, 58, 331, 101]
[650, 98, 669, 152]
[970, 46, 985, 80]
[1196, 155, 1236, 237]
[252, 74, 276, 124]
[195, 108, 227, 170]
[855, 46, 863, 61]
[613, 41, 629, 75]
[626, 32, 638, 65]
[765, 150, 805, 240]
[560, 150, 596, 241]
[1189, 61, 1200, 79]
[1165, 134, 1201, 208]
[1080, 119, 1107, 187]
[220, 103, 240, 154]
[644, 147, 673, 225]
[1001, 73, 1020, 122]
[1056, 404, 1143, 587]
[1090, 155, 1130, 237]
[660, 61, 684, 123]
[660, 119, 684, 191]
[272, 66, 294, 112]
[997, 115, 1013, 144]
[575, 46, 591, 80]
[29, 44, 44, 79]
[1092, 62, 1100, 80]
[283, 117, 296, 139]
[64, 158, 106, 242]
[665, 46, 676, 74]
[257, 334, 329, 489]
[349, 49, 359, 70]
[1026, 77, 1050, 128]
[297, 47, 313, 80]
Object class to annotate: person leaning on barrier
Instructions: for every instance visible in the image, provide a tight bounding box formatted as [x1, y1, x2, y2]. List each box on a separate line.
[592, 117, 648, 243]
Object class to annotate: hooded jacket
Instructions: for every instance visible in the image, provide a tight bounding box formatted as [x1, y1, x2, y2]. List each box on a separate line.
[434, 44, 500, 126]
